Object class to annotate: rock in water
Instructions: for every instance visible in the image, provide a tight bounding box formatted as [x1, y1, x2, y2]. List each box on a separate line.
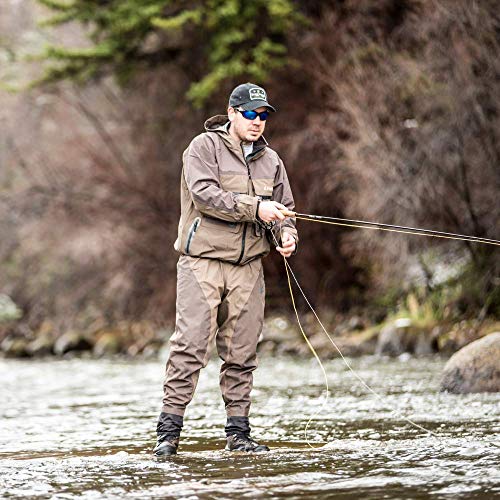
[440, 332, 500, 394]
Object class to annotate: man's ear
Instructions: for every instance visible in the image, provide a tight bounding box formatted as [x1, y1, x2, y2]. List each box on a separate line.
[228, 106, 236, 121]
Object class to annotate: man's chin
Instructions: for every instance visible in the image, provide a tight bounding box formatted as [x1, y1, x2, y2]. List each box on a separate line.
[246, 132, 262, 141]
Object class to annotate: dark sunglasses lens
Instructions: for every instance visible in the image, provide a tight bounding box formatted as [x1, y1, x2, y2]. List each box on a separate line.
[242, 110, 258, 120]
[241, 110, 268, 121]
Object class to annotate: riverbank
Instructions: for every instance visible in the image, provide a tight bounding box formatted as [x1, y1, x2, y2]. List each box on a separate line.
[1, 310, 498, 360]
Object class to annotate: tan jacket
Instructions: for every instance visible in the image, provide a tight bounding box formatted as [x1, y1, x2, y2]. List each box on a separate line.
[174, 115, 298, 265]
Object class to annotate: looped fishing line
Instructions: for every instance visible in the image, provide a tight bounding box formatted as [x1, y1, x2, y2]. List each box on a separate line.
[273, 218, 500, 450]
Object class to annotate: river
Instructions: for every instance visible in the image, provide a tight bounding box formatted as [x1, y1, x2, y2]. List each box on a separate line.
[1, 355, 499, 499]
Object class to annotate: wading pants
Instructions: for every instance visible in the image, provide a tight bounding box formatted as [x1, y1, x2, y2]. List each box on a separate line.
[162, 255, 265, 417]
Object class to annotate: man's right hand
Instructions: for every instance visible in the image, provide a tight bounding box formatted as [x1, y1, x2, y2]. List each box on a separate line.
[257, 201, 287, 223]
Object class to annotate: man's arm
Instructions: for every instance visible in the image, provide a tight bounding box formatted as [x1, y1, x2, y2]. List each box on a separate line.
[184, 134, 258, 223]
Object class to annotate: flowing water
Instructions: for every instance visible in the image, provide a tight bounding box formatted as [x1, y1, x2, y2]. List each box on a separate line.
[1, 354, 499, 499]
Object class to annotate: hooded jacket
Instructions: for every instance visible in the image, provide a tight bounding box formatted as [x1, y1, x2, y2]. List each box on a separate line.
[174, 115, 298, 265]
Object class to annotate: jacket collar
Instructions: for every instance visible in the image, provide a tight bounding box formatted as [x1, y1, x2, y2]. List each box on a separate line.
[204, 115, 268, 160]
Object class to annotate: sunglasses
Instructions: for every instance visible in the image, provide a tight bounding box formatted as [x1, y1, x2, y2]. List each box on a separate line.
[236, 108, 270, 121]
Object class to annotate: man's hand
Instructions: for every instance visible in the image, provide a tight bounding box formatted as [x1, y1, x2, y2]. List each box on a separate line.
[276, 231, 296, 258]
[258, 201, 287, 223]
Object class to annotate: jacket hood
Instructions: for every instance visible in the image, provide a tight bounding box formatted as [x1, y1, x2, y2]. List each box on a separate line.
[204, 114, 268, 156]
[204, 114, 230, 133]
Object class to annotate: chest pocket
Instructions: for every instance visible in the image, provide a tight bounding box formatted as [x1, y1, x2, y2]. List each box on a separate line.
[252, 178, 274, 200]
[220, 174, 248, 194]
[203, 215, 240, 233]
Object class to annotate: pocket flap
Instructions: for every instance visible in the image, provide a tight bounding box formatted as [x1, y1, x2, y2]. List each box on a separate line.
[202, 216, 241, 233]
[252, 178, 274, 198]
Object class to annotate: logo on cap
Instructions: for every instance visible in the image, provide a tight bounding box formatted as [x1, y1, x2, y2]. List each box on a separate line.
[249, 88, 266, 101]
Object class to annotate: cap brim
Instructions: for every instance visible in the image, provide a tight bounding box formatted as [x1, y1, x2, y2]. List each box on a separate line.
[241, 100, 276, 112]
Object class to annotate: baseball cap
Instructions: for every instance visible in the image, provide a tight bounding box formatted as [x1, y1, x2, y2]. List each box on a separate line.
[228, 83, 276, 112]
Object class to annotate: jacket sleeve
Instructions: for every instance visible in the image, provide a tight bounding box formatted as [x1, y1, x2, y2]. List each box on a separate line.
[183, 134, 259, 223]
[273, 156, 299, 252]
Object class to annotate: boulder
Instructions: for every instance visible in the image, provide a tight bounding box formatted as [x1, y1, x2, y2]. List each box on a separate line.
[440, 332, 500, 394]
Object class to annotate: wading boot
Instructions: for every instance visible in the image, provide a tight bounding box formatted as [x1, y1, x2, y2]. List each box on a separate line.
[153, 412, 183, 458]
[153, 435, 179, 457]
[225, 416, 269, 453]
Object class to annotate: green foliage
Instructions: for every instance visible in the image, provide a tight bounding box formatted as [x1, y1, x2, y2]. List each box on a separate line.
[379, 251, 500, 331]
[34, 0, 305, 105]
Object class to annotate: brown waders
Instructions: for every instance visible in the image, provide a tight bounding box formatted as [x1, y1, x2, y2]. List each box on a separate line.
[162, 255, 265, 419]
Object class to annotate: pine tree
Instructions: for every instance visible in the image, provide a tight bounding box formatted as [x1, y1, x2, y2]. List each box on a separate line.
[35, 0, 306, 105]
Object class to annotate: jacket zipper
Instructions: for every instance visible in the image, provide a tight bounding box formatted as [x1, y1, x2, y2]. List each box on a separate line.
[185, 217, 201, 254]
[235, 145, 253, 265]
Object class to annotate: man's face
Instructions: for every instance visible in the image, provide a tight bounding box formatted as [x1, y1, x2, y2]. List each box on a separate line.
[228, 106, 268, 142]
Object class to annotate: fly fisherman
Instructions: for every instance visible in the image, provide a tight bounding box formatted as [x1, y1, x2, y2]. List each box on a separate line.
[154, 83, 298, 457]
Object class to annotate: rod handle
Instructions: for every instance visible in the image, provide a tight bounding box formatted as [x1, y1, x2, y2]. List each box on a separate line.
[280, 209, 296, 217]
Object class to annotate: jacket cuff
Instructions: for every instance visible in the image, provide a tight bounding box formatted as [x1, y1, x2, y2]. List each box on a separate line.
[256, 199, 262, 222]
[234, 194, 260, 222]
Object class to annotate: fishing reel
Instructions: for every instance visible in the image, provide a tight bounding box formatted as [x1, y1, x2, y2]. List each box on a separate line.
[256, 219, 275, 231]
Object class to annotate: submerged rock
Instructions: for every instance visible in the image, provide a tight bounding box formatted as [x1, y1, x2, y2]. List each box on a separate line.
[440, 332, 500, 394]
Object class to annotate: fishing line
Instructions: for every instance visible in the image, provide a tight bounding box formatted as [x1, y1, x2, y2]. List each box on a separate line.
[272, 219, 499, 451]
[280, 241, 330, 448]
[274, 230, 439, 444]
[292, 213, 500, 247]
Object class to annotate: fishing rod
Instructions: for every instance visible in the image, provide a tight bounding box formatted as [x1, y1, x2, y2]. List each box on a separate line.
[279, 210, 500, 247]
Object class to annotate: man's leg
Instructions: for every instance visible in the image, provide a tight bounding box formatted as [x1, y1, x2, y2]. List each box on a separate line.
[216, 258, 268, 452]
[155, 256, 223, 456]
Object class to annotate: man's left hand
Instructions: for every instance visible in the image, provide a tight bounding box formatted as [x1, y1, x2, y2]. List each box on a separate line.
[276, 231, 296, 258]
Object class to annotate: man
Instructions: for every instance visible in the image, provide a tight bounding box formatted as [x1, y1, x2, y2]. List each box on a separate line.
[154, 83, 298, 457]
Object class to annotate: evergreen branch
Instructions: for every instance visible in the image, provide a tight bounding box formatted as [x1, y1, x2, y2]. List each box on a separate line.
[32, 0, 304, 104]
[151, 8, 203, 30]
[37, 0, 74, 12]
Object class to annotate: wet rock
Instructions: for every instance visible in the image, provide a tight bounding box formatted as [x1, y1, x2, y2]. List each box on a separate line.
[414, 326, 440, 356]
[347, 316, 365, 331]
[26, 335, 54, 356]
[376, 318, 437, 356]
[93, 331, 123, 356]
[440, 332, 500, 394]
[334, 329, 378, 357]
[436, 321, 479, 354]
[54, 330, 93, 355]
[0, 336, 30, 357]
[376, 318, 414, 356]
[26, 320, 56, 356]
